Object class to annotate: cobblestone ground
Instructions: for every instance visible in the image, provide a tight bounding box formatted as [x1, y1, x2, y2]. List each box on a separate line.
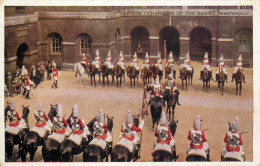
[4, 60, 253, 162]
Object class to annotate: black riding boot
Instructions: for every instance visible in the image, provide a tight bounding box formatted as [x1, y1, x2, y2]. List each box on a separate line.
[23, 89, 26, 96]
[215, 74, 219, 82]
[243, 74, 246, 83]
[210, 71, 213, 80]
[26, 90, 31, 99]
[225, 74, 228, 83]
[199, 71, 203, 80]
[176, 92, 181, 105]
[55, 80, 58, 88]
[231, 73, 235, 82]
[173, 70, 176, 79]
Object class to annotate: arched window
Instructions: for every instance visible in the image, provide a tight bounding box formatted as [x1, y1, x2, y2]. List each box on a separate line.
[80, 35, 92, 55]
[239, 33, 250, 52]
[51, 34, 62, 53]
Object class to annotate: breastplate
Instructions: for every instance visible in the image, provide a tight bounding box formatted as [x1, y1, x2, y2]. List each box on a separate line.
[154, 85, 161, 93]
[158, 126, 168, 141]
[191, 130, 202, 145]
[54, 119, 64, 130]
[227, 132, 240, 147]
[123, 123, 133, 137]
[71, 119, 80, 131]
[94, 122, 105, 136]
[95, 57, 100, 61]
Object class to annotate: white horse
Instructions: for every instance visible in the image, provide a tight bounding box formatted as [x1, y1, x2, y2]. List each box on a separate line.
[74, 63, 87, 85]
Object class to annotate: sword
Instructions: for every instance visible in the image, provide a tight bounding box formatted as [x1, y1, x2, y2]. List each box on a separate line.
[240, 131, 248, 135]
[203, 128, 209, 132]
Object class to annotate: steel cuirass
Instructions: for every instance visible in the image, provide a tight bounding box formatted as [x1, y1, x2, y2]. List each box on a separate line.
[191, 130, 203, 145]
[7, 111, 17, 123]
[54, 118, 64, 130]
[154, 84, 161, 93]
[158, 126, 168, 141]
[122, 123, 133, 137]
[94, 122, 105, 136]
[227, 132, 240, 148]
[71, 118, 80, 131]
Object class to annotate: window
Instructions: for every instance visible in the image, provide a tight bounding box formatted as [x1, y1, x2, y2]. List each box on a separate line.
[239, 33, 250, 52]
[80, 36, 92, 55]
[51, 34, 62, 53]
[16, 7, 26, 14]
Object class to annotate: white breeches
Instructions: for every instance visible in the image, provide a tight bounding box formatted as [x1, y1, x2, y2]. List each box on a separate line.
[92, 61, 100, 69]
[117, 62, 125, 70]
[168, 64, 175, 70]
[25, 85, 30, 91]
[216, 68, 228, 75]
[233, 67, 244, 74]
[181, 64, 192, 72]
[201, 65, 212, 72]
[131, 63, 139, 71]
[53, 76, 58, 81]
[105, 62, 114, 69]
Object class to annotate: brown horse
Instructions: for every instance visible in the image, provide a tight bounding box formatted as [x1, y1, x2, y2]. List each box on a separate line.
[86, 63, 101, 87]
[163, 88, 180, 122]
[114, 64, 125, 88]
[235, 69, 243, 95]
[126, 66, 139, 88]
[141, 66, 152, 86]
[100, 64, 114, 87]
[150, 65, 163, 82]
[202, 68, 210, 92]
[179, 68, 188, 90]
[217, 67, 225, 95]
[165, 66, 175, 79]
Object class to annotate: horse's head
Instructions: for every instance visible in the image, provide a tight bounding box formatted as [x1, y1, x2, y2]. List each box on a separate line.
[74, 63, 78, 72]
[22, 105, 30, 121]
[180, 68, 187, 79]
[5, 101, 11, 116]
[168, 120, 178, 137]
[106, 115, 114, 132]
[48, 104, 58, 122]
[133, 113, 140, 127]
[202, 68, 209, 80]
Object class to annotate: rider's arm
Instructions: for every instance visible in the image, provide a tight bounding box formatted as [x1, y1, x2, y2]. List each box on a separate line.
[201, 131, 207, 142]
[43, 113, 49, 121]
[239, 134, 243, 145]
[131, 125, 141, 132]
[154, 128, 158, 137]
[168, 128, 172, 140]
[188, 61, 190, 65]
[78, 119, 85, 128]
[224, 133, 228, 143]
[149, 60, 151, 65]
[103, 123, 108, 133]
[187, 130, 191, 140]
[15, 112, 21, 120]
[62, 118, 69, 126]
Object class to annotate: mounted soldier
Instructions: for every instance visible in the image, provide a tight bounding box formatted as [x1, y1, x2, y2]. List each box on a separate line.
[155, 53, 163, 73]
[186, 115, 209, 161]
[142, 52, 151, 70]
[5, 99, 27, 134]
[166, 51, 176, 79]
[51, 62, 60, 89]
[180, 53, 192, 77]
[153, 111, 176, 154]
[31, 99, 53, 137]
[199, 52, 213, 81]
[104, 50, 114, 70]
[131, 52, 140, 71]
[119, 110, 144, 158]
[221, 117, 245, 161]
[231, 54, 246, 83]
[150, 76, 163, 101]
[117, 51, 126, 70]
[92, 50, 102, 70]
[80, 52, 88, 71]
[93, 109, 113, 150]
[21, 65, 28, 81]
[215, 54, 228, 82]
[165, 72, 177, 92]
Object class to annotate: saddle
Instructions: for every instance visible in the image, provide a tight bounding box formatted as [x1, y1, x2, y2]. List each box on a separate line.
[5, 126, 21, 135]
[48, 133, 66, 144]
[117, 138, 134, 153]
[31, 126, 47, 138]
[67, 133, 83, 146]
[89, 138, 107, 150]
[153, 143, 172, 154]
[187, 148, 207, 159]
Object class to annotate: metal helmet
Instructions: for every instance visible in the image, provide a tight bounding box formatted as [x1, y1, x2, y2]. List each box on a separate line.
[57, 104, 62, 117]
[133, 52, 137, 58]
[98, 109, 104, 122]
[169, 51, 173, 58]
[234, 117, 239, 132]
[108, 50, 111, 57]
[82, 52, 86, 57]
[155, 75, 160, 85]
[96, 50, 99, 56]
[169, 71, 173, 80]
[204, 52, 208, 59]
[10, 98, 15, 110]
[72, 104, 78, 118]
[38, 99, 42, 111]
[157, 53, 161, 59]
[238, 54, 242, 62]
[220, 54, 224, 62]
[193, 115, 201, 130]
[160, 111, 167, 125]
[185, 52, 189, 59]
[145, 52, 149, 59]
[120, 51, 123, 58]
[126, 110, 131, 123]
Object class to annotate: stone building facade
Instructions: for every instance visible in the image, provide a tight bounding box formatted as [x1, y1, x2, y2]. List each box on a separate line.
[4, 6, 253, 73]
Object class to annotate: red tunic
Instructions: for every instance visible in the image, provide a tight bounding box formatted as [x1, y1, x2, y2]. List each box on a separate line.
[52, 67, 59, 77]
[166, 60, 175, 64]
[202, 61, 211, 65]
[217, 63, 225, 67]
[155, 125, 172, 144]
[224, 132, 243, 152]
[156, 60, 162, 64]
[118, 59, 125, 63]
[82, 57, 87, 63]
[24, 77, 30, 86]
[121, 122, 141, 141]
[182, 60, 190, 65]
[143, 60, 151, 64]
[187, 129, 207, 149]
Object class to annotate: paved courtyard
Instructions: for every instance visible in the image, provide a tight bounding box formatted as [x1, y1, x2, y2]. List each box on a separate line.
[4, 60, 253, 162]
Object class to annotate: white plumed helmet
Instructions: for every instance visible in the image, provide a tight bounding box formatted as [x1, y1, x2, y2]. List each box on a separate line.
[108, 50, 111, 57]
[234, 117, 239, 132]
[96, 50, 99, 56]
[72, 104, 78, 118]
[126, 110, 132, 123]
[193, 115, 201, 130]
[98, 109, 104, 122]
[38, 99, 42, 111]
[145, 52, 149, 59]
[133, 52, 137, 58]
[169, 51, 173, 58]
[238, 54, 242, 61]
[204, 52, 208, 59]
[10, 98, 15, 110]
[160, 111, 167, 125]
[155, 75, 160, 85]
[120, 51, 123, 57]
[220, 54, 223, 61]
[157, 53, 161, 59]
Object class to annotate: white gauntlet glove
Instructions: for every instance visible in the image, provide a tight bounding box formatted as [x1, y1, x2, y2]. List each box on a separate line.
[139, 119, 144, 130]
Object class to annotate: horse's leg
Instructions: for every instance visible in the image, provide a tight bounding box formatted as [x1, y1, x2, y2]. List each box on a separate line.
[240, 83, 242, 96]
[186, 79, 188, 91]
[116, 77, 118, 87]
[168, 105, 171, 122]
[236, 83, 238, 95]
[94, 75, 97, 87]
[134, 77, 136, 88]
[130, 78, 132, 88]
[107, 75, 109, 87]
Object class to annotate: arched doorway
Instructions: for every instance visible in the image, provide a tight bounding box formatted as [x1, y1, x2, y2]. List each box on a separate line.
[189, 27, 212, 61]
[131, 26, 150, 58]
[159, 26, 180, 61]
[16, 43, 29, 68]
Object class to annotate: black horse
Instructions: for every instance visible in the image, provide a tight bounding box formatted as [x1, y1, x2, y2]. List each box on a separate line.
[83, 115, 114, 162]
[101, 64, 114, 87]
[152, 120, 178, 162]
[5, 101, 11, 128]
[163, 89, 181, 121]
[59, 117, 97, 162]
[5, 106, 30, 161]
[20, 105, 57, 162]
[149, 97, 164, 130]
[111, 113, 141, 162]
